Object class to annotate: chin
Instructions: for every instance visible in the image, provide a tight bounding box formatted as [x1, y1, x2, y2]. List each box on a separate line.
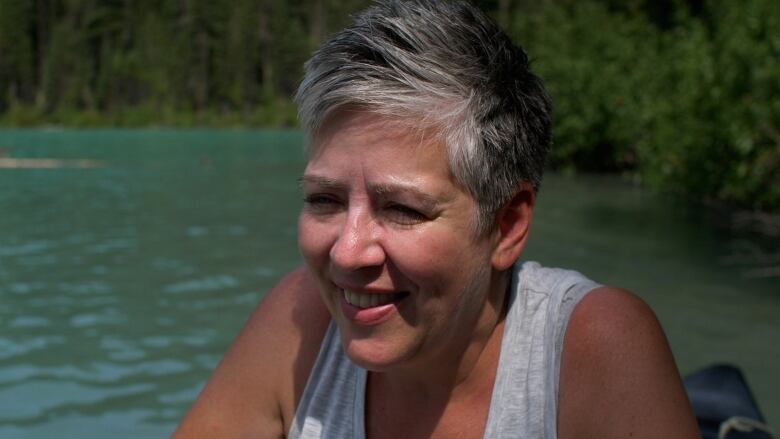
[343, 346, 401, 372]
[338, 327, 415, 372]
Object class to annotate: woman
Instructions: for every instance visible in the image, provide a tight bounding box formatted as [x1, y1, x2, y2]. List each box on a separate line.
[174, 1, 699, 437]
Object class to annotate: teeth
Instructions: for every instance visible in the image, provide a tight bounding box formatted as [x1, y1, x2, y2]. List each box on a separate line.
[343, 289, 403, 308]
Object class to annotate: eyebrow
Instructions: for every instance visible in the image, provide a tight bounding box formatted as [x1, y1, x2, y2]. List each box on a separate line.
[370, 182, 443, 210]
[299, 175, 444, 209]
[298, 175, 347, 191]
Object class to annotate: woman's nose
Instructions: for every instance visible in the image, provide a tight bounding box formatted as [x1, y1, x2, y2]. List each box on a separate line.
[329, 210, 385, 271]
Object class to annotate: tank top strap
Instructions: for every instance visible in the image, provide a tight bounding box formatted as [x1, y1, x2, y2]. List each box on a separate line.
[288, 321, 366, 439]
[483, 261, 600, 438]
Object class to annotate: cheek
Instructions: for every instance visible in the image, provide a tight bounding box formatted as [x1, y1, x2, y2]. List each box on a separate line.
[387, 228, 490, 290]
[298, 215, 339, 313]
[297, 214, 331, 267]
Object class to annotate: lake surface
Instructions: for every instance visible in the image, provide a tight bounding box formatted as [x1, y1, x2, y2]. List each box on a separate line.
[0, 129, 777, 436]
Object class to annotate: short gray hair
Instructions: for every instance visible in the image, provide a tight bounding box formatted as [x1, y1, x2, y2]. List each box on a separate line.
[295, 0, 552, 233]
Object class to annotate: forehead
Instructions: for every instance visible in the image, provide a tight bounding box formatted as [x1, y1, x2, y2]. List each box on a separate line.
[304, 110, 461, 189]
[311, 110, 429, 153]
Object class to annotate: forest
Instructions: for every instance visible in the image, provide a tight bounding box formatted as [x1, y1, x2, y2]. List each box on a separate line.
[0, 0, 778, 214]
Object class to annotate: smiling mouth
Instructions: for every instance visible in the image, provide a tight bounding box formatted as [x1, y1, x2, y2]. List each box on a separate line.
[343, 290, 408, 308]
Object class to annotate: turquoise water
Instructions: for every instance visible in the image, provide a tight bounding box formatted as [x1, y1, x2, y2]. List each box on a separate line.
[0, 129, 777, 436]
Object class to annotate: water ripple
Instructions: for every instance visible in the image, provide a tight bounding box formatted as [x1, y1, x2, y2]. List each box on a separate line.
[186, 226, 208, 237]
[0, 381, 154, 421]
[69, 308, 125, 328]
[0, 336, 65, 360]
[59, 281, 112, 295]
[100, 337, 146, 362]
[0, 359, 191, 386]
[158, 383, 203, 404]
[88, 238, 134, 254]
[6, 282, 46, 295]
[8, 316, 51, 329]
[0, 241, 56, 257]
[163, 275, 239, 294]
[0, 409, 175, 438]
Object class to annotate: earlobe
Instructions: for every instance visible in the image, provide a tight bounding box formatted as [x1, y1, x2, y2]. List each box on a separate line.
[491, 184, 534, 271]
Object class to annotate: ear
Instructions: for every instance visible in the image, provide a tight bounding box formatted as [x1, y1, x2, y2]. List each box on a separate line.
[491, 183, 535, 271]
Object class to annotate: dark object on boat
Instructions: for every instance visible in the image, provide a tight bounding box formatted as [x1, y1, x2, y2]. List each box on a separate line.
[684, 364, 774, 439]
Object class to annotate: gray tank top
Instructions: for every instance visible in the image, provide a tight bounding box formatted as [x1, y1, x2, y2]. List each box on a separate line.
[288, 261, 600, 438]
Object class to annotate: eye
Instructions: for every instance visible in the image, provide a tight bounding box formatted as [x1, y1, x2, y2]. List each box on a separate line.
[303, 194, 343, 214]
[383, 203, 428, 225]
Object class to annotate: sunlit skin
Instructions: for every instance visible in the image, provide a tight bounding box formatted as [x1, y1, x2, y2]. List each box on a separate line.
[172, 110, 700, 439]
[297, 110, 512, 387]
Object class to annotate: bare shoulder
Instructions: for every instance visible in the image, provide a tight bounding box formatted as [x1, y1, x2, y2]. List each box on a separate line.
[557, 286, 699, 439]
[173, 266, 331, 439]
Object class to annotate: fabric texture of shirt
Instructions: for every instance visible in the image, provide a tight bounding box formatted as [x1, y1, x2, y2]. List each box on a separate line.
[288, 261, 600, 438]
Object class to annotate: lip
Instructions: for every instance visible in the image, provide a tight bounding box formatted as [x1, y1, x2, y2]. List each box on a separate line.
[337, 287, 405, 326]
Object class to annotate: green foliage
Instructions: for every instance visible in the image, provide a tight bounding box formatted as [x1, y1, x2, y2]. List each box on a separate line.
[0, 1, 35, 108]
[0, 0, 370, 125]
[510, 0, 780, 212]
[511, 1, 658, 172]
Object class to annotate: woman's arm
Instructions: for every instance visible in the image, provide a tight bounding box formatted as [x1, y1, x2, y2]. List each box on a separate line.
[172, 267, 330, 439]
[557, 286, 700, 439]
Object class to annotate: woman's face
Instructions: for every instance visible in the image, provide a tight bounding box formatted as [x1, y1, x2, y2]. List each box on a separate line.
[298, 111, 504, 372]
